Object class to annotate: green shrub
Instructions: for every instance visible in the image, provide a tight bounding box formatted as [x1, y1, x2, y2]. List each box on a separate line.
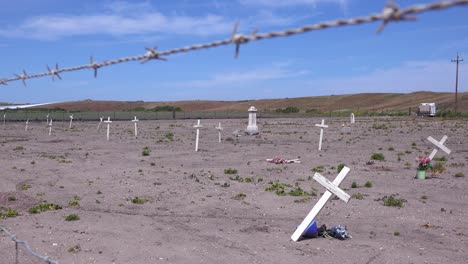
[352, 193, 364, 200]
[431, 162, 445, 173]
[29, 203, 62, 214]
[131, 197, 146, 204]
[288, 187, 309, 197]
[311, 166, 324, 173]
[454, 172, 464, 177]
[0, 208, 19, 219]
[224, 168, 238, 174]
[142, 147, 151, 156]
[351, 182, 358, 188]
[371, 153, 385, 161]
[65, 214, 80, 221]
[433, 156, 447, 162]
[364, 181, 373, 188]
[165, 133, 174, 141]
[265, 180, 291, 196]
[20, 183, 31, 190]
[337, 163, 346, 173]
[383, 195, 405, 207]
[233, 193, 246, 200]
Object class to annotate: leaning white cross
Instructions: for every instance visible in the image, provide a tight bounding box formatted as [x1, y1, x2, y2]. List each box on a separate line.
[315, 119, 328, 151]
[25, 119, 29, 131]
[427, 135, 451, 160]
[193, 119, 203, 152]
[104, 117, 112, 141]
[291, 166, 351, 241]
[69, 114, 74, 129]
[132, 116, 139, 137]
[97, 117, 104, 131]
[48, 119, 53, 136]
[215, 122, 223, 143]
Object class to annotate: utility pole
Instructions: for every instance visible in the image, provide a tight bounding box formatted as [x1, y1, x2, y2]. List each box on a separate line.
[451, 52, 463, 112]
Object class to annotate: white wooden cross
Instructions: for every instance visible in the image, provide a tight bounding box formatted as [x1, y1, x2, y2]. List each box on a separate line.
[193, 119, 203, 152]
[104, 117, 112, 141]
[291, 166, 351, 241]
[350, 113, 355, 124]
[69, 114, 74, 129]
[215, 122, 223, 143]
[97, 117, 104, 131]
[25, 119, 29, 131]
[48, 119, 53, 136]
[427, 135, 451, 160]
[46, 113, 49, 125]
[3, 113, 5, 125]
[315, 119, 328, 151]
[132, 116, 139, 137]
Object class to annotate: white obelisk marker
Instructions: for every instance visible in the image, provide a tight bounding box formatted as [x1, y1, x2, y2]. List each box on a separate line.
[315, 119, 328, 151]
[291, 166, 351, 242]
[25, 119, 29, 131]
[104, 117, 112, 141]
[215, 122, 223, 143]
[193, 119, 203, 152]
[69, 114, 74, 129]
[350, 113, 355, 124]
[132, 116, 139, 138]
[428, 135, 451, 160]
[48, 119, 53, 136]
[97, 117, 104, 131]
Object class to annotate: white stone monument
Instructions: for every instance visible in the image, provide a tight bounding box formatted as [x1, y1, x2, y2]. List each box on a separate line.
[193, 119, 203, 152]
[350, 113, 355, 124]
[69, 114, 74, 129]
[104, 117, 112, 141]
[48, 119, 53, 136]
[215, 122, 223, 143]
[132, 116, 139, 137]
[427, 135, 451, 160]
[315, 119, 328, 151]
[245, 106, 259, 135]
[97, 117, 104, 130]
[25, 120, 29, 131]
[291, 166, 351, 241]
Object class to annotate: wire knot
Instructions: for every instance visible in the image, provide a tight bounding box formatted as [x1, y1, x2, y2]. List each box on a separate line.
[141, 47, 167, 64]
[377, 1, 417, 33]
[47, 64, 62, 81]
[15, 69, 28, 86]
[90, 56, 101, 78]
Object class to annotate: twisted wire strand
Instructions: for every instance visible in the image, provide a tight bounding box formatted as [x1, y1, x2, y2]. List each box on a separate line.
[0, 0, 467, 85]
[0, 225, 59, 264]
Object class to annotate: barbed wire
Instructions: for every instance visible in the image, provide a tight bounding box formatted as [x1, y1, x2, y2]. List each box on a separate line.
[0, 225, 59, 264]
[1, 0, 467, 86]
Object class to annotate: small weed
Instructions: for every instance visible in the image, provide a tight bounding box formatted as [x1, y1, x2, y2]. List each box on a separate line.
[14, 146, 24, 151]
[233, 193, 246, 200]
[405, 150, 412, 154]
[352, 193, 364, 200]
[371, 153, 385, 161]
[0, 208, 19, 219]
[165, 133, 174, 141]
[411, 142, 416, 147]
[29, 203, 62, 214]
[20, 183, 31, 190]
[224, 168, 238, 174]
[420, 195, 428, 200]
[30, 160, 36, 165]
[394, 231, 400, 236]
[289, 187, 309, 196]
[73, 195, 81, 201]
[65, 214, 80, 221]
[142, 147, 151, 156]
[68, 201, 80, 206]
[388, 147, 394, 151]
[454, 173, 465, 178]
[372, 124, 388, 130]
[337, 163, 346, 173]
[351, 182, 358, 188]
[433, 156, 447, 162]
[96, 190, 102, 195]
[364, 181, 373, 188]
[131, 197, 147, 204]
[294, 197, 310, 203]
[150, 162, 156, 166]
[312, 166, 325, 173]
[431, 162, 446, 173]
[265, 180, 291, 196]
[257, 177, 263, 182]
[68, 245, 81, 253]
[7, 196, 16, 201]
[383, 195, 405, 207]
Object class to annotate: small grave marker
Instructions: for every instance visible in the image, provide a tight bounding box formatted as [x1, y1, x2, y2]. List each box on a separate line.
[215, 122, 223, 143]
[97, 117, 104, 130]
[3, 113, 5, 125]
[48, 119, 53, 136]
[193, 119, 203, 152]
[350, 113, 355, 124]
[69, 114, 74, 129]
[246, 106, 259, 135]
[46, 113, 49, 125]
[132, 116, 139, 137]
[291, 166, 351, 241]
[315, 119, 328, 151]
[104, 117, 112, 141]
[427, 135, 451, 160]
[25, 119, 29, 131]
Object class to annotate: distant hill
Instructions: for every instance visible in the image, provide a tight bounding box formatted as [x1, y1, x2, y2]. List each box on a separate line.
[27, 92, 468, 112]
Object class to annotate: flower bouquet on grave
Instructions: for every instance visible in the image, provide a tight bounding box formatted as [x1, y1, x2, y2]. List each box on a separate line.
[415, 157, 432, 179]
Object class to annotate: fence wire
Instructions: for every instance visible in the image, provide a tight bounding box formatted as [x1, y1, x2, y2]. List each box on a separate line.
[0, 225, 59, 264]
[0, 0, 467, 86]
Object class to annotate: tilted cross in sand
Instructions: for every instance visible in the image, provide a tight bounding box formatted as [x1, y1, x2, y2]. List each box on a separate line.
[291, 166, 351, 242]
[132, 116, 139, 138]
[104, 117, 112, 141]
[97, 117, 104, 131]
[48, 119, 53, 136]
[315, 119, 328, 151]
[215, 122, 223, 143]
[193, 119, 203, 152]
[427, 135, 451, 160]
[69, 115, 74, 129]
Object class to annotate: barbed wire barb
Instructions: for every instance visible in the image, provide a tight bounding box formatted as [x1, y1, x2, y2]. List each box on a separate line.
[1, 0, 467, 85]
[47, 63, 62, 81]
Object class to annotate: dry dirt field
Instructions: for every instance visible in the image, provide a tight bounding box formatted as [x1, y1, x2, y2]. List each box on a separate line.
[1, 117, 467, 264]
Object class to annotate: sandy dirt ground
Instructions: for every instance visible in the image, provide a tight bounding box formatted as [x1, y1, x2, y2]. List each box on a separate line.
[0, 116, 467, 264]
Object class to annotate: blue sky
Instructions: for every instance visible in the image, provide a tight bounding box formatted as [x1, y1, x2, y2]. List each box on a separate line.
[0, 0, 467, 103]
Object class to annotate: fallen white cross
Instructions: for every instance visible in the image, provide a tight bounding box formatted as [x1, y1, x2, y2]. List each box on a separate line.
[104, 117, 112, 141]
[69, 114, 74, 129]
[291, 166, 351, 242]
[215, 122, 223, 143]
[25, 119, 29, 131]
[48, 119, 53, 136]
[350, 113, 355, 124]
[427, 135, 451, 160]
[132, 116, 139, 138]
[315, 119, 328, 151]
[193, 119, 203, 152]
[97, 117, 104, 131]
